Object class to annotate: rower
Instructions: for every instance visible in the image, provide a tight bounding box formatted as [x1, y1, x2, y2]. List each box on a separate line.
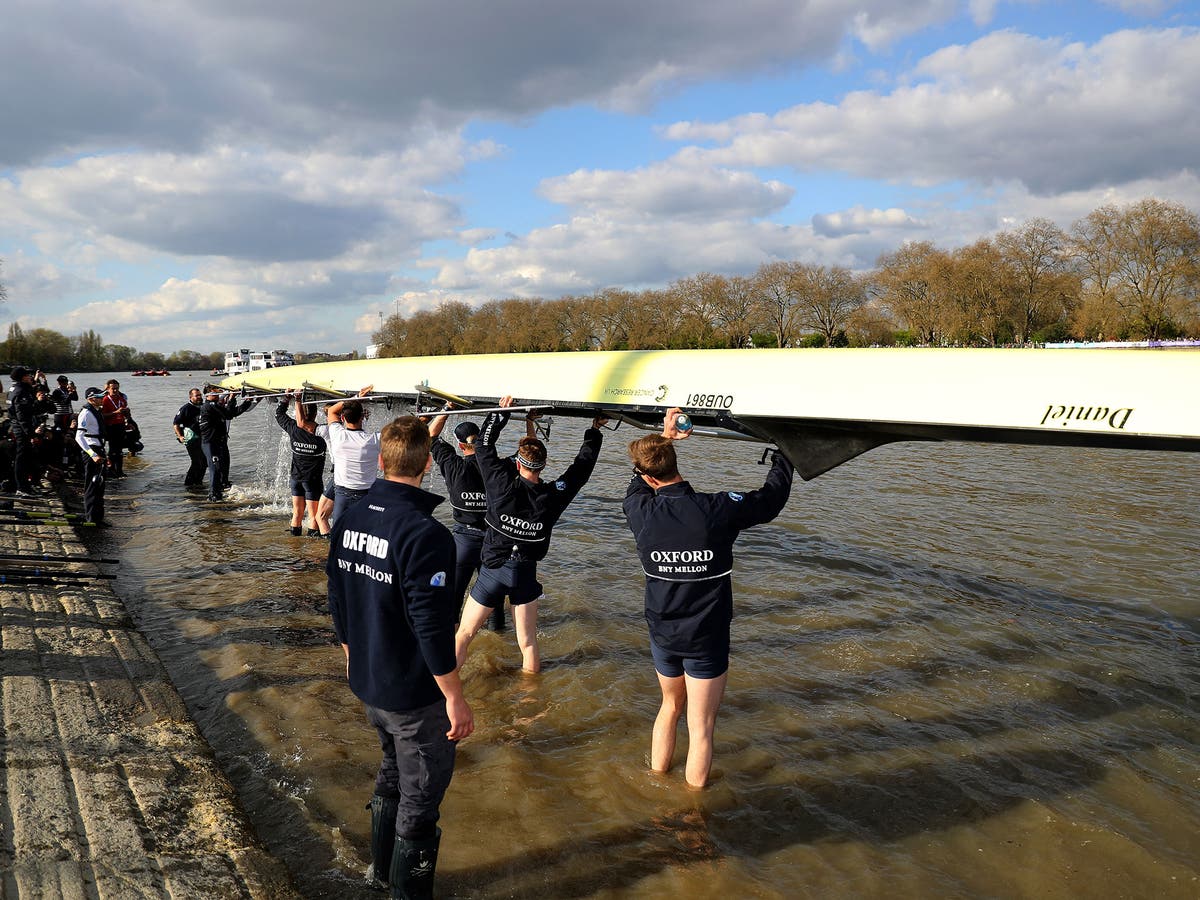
[428, 406, 546, 631]
[454, 396, 608, 673]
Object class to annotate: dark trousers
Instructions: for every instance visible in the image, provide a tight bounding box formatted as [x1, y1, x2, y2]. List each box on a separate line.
[105, 423, 125, 475]
[451, 526, 484, 614]
[11, 434, 33, 491]
[332, 485, 368, 527]
[83, 453, 106, 524]
[202, 437, 228, 499]
[183, 439, 207, 485]
[366, 701, 456, 840]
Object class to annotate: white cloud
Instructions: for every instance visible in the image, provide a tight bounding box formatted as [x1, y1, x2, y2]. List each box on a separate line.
[850, 0, 958, 50]
[1101, 0, 1177, 14]
[0, 250, 108, 307]
[812, 206, 922, 237]
[0, 1, 969, 168]
[670, 28, 1200, 195]
[540, 163, 793, 220]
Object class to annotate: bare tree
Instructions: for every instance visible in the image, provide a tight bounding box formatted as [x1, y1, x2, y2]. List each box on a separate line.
[871, 241, 950, 345]
[1072, 199, 1200, 339]
[791, 264, 866, 346]
[714, 275, 760, 348]
[589, 288, 639, 350]
[550, 296, 598, 350]
[942, 239, 1012, 346]
[670, 273, 732, 348]
[753, 260, 803, 347]
[996, 218, 1076, 343]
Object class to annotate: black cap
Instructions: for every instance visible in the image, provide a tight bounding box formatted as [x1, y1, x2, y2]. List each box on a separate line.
[57, 375, 69, 383]
[10, 366, 30, 381]
[85, 386, 104, 399]
[454, 421, 480, 444]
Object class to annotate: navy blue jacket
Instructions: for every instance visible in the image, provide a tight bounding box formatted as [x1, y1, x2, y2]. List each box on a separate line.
[8, 381, 36, 437]
[475, 410, 602, 567]
[173, 400, 201, 434]
[275, 402, 327, 480]
[198, 396, 256, 442]
[430, 437, 490, 528]
[624, 450, 794, 655]
[327, 479, 458, 712]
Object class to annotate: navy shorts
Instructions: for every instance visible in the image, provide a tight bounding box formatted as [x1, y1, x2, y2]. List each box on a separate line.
[322, 476, 336, 500]
[471, 558, 542, 607]
[650, 639, 729, 680]
[290, 473, 324, 501]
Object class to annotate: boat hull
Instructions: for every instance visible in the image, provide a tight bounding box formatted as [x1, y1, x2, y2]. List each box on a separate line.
[220, 348, 1200, 478]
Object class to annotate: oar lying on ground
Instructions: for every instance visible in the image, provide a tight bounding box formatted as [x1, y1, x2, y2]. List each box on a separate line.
[0, 552, 118, 564]
[0, 568, 116, 580]
[0, 517, 98, 528]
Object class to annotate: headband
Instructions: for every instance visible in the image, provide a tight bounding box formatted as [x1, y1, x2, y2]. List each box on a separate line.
[516, 453, 546, 470]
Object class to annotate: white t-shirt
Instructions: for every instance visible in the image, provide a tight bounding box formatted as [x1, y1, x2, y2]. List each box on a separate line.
[327, 422, 380, 490]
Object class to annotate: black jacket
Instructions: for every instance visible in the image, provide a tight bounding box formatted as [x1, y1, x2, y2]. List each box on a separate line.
[326, 479, 458, 712]
[173, 400, 202, 434]
[475, 410, 602, 567]
[8, 381, 36, 437]
[623, 450, 794, 654]
[430, 437, 498, 529]
[275, 402, 327, 480]
[198, 396, 255, 442]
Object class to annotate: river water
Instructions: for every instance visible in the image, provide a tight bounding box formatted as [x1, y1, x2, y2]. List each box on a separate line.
[86, 369, 1198, 899]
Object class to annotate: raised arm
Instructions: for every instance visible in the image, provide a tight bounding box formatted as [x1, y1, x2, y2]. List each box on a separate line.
[327, 384, 373, 424]
[726, 449, 795, 531]
[551, 415, 607, 506]
[427, 403, 453, 441]
[473, 396, 513, 493]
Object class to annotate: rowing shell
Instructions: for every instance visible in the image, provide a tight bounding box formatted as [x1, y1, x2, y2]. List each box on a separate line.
[221, 347, 1200, 480]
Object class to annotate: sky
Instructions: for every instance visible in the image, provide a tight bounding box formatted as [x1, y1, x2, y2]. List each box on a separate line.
[1, 0, 1198, 356]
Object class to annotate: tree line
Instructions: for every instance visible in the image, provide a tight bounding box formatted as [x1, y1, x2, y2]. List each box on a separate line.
[0, 323, 224, 373]
[374, 198, 1200, 356]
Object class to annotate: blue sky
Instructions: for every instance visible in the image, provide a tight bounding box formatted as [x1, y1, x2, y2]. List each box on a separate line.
[1, 0, 1198, 355]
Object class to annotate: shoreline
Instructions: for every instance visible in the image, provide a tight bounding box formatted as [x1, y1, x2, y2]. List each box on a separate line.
[0, 494, 298, 898]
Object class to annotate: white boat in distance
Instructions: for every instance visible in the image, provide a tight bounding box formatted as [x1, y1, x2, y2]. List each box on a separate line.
[223, 349, 296, 377]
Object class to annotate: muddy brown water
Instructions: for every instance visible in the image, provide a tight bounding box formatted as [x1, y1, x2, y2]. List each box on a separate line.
[84, 370, 1199, 898]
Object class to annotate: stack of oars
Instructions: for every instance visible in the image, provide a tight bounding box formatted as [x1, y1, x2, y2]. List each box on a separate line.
[0, 550, 119, 587]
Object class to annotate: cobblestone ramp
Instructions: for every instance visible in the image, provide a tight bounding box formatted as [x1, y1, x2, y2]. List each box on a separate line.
[0, 517, 298, 899]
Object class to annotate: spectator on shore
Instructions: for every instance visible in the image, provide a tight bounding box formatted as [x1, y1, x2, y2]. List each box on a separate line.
[6, 366, 39, 495]
[100, 379, 130, 478]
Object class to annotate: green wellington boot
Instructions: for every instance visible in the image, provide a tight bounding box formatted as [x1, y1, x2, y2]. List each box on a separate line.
[366, 795, 401, 889]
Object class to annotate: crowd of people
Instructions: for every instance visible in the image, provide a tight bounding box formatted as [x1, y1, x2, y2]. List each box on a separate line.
[2, 367, 142, 526]
[8, 367, 797, 899]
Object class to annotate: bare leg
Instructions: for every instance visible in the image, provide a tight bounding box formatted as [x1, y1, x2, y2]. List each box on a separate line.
[512, 600, 540, 673]
[290, 496, 305, 528]
[455, 598, 492, 669]
[315, 495, 334, 534]
[652, 671, 686, 774]
[683, 671, 728, 789]
[305, 499, 320, 531]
